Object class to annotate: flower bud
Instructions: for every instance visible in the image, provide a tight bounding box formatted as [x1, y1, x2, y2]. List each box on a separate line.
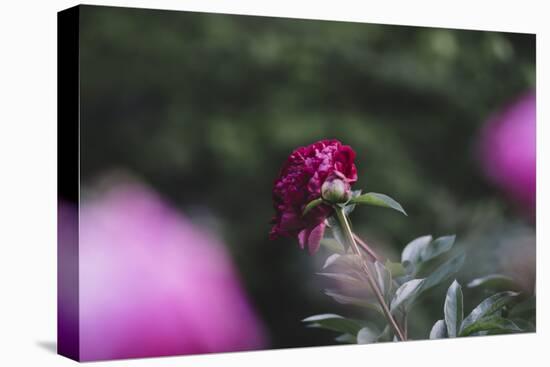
[321, 177, 351, 204]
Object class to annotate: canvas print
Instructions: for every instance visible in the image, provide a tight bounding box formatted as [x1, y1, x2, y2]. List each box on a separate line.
[57, 5, 536, 362]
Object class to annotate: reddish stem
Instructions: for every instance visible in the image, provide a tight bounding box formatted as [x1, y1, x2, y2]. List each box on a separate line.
[353, 233, 383, 263]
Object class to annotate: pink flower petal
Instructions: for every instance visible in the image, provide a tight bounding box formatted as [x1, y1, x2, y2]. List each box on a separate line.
[307, 222, 326, 255]
[297, 228, 309, 250]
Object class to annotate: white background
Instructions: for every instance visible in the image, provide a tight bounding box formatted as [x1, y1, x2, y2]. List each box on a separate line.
[0, 0, 546, 366]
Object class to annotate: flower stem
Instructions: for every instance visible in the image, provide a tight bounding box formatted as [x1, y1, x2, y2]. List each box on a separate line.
[352, 233, 383, 262]
[334, 206, 407, 341]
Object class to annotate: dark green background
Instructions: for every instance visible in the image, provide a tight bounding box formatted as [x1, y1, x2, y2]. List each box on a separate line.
[79, 5, 535, 348]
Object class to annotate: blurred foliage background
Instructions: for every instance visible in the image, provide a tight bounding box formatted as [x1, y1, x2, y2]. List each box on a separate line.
[79, 5, 535, 347]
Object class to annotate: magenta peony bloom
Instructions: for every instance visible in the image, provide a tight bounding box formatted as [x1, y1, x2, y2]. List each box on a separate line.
[479, 91, 536, 214]
[270, 139, 357, 254]
[59, 182, 266, 361]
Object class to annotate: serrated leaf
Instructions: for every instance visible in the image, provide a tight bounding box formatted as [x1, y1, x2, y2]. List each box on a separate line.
[461, 291, 520, 333]
[302, 314, 364, 335]
[401, 235, 433, 265]
[444, 280, 463, 337]
[303, 198, 324, 216]
[390, 278, 425, 312]
[459, 316, 522, 336]
[350, 192, 407, 216]
[420, 252, 465, 293]
[467, 274, 521, 292]
[430, 319, 447, 339]
[357, 326, 380, 344]
[421, 235, 456, 262]
[320, 238, 346, 254]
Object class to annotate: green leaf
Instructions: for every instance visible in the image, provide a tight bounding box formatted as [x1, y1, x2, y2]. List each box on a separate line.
[460, 316, 522, 336]
[357, 326, 380, 344]
[374, 261, 393, 302]
[420, 252, 465, 293]
[444, 280, 463, 337]
[302, 198, 324, 216]
[400, 235, 456, 273]
[302, 313, 343, 322]
[327, 215, 347, 248]
[421, 235, 456, 262]
[350, 192, 407, 216]
[335, 333, 357, 343]
[467, 274, 521, 292]
[321, 253, 362, 271]
[320, 238, 346, 254]
[376, 325, 392, 342]
[461, 291, 520, 333]
[324, 290, 383, 315]
[430, 319, 447, 339]
[390, 278, 425, 312]
[343, 190, 361, 216]
[322, 253, 342, 269]
[401, 235, 433, 265]
[317, 272, 360, 282]
[509, 318, 535, 333]
[317, 272, 365, 288]
[302, 314, 364, 335]
[509, 296, 536, 319]
[401, 262, 416, 276]
[385, 260, 406, 278]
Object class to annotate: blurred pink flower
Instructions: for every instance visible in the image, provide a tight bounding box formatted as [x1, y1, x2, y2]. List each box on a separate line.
[479, 91, 536, 214]
[59, 183, 266, 361]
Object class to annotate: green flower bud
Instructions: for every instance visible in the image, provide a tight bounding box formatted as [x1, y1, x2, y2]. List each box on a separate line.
[321, 177, 351, 204]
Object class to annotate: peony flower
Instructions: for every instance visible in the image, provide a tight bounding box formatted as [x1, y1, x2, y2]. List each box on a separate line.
[478, 91, 536, 215]
[269, 139, 357, 254]
[59, 182, 266, 361]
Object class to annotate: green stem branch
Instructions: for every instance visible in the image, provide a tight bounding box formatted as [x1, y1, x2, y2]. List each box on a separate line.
[334, 206, 407, 341]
